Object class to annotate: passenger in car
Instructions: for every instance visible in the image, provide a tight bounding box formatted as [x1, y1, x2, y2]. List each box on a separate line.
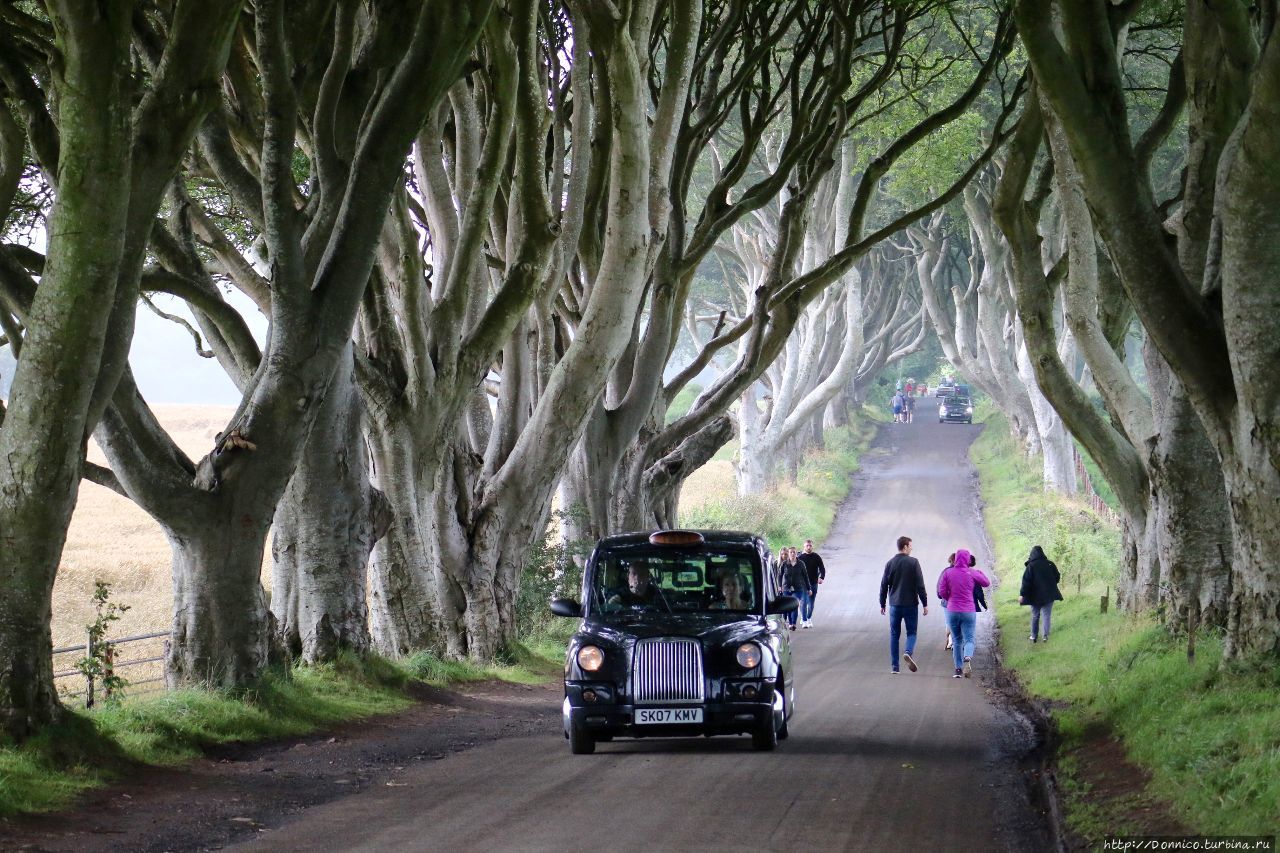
[711, 572, 751, 610]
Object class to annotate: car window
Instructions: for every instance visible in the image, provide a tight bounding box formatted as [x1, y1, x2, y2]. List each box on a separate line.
[589, 547, 761, 616]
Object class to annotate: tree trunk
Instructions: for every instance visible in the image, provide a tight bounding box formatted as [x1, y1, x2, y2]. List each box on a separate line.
[427, 443, 552, 660]
[1118, 510, 1160, 613]
[166, 521, 275, 688]
[1144, 341, 1232, 633]
[271, 353, 387, 663]
[0, 1, 135, 739]
[365, 420, 442, 657]
[1221, 448, 1280, 658]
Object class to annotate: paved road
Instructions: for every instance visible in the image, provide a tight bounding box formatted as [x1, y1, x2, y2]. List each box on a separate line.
[239, 418, 1050, 852]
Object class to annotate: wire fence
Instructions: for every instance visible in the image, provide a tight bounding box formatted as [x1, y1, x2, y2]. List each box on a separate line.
[1073, 447, 1120, 526]
[52, 629, 168, 707]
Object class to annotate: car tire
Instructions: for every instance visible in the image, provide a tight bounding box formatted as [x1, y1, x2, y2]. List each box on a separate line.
[569, 722, 596, 755]
[966, 419, 972, 424]
[938, 418, 943, 423]
[752, 715, 778, 751]
[776, 682, 790, 741]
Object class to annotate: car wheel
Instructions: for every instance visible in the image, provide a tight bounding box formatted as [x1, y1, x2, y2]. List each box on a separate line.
[776, 682, 790, 741]
[569, 722, 596, 755]
[938, 417, 943, 423]
[752, 716, 778, 751]
[967, 418, 972, 424]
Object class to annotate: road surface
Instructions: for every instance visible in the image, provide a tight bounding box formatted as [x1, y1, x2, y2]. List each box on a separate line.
[236, 418, 1052, 852]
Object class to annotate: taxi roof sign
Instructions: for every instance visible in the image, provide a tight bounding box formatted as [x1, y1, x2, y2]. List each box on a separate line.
[648, 530, 706, 546]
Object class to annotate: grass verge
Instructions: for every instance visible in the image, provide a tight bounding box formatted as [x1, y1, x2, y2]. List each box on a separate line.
[972, 409, 1280, 837]
[0, 642, 564, 819]
[680, 408, 879, 552]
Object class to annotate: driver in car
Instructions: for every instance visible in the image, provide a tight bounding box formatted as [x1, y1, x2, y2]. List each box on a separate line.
[608, 564, 661, 607]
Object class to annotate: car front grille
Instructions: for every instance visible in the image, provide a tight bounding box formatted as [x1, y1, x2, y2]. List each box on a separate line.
[632, 638, 705, 705]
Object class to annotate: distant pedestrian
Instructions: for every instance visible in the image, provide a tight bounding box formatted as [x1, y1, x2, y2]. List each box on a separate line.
[891, 392, 904, 423]
[937, 548, 990, 678]
[1019, 545, 1063, 643]
[780, 546, 810, 631]
[903, 394, 914, 423]
[879, 536, 928, 674]
[797, 539, 826, 628]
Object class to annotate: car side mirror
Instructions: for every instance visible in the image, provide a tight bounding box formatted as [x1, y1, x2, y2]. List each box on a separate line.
[767, 595, 800, 615]
[550, 598, 583, 618]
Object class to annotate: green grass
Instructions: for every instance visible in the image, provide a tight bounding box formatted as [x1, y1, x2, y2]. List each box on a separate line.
[0, 641, 566, 819]
[681, 408, 878, 552]
[972, 411, 1280, 837]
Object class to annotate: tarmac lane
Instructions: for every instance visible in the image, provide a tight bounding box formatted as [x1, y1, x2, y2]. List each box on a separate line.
[235, 418, 1052, 853]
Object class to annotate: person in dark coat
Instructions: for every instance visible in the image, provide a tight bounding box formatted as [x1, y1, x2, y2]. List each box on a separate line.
[879, 536, 928, 673]
[780, 547, 811, 631]
[1019, 545, 1063, 643]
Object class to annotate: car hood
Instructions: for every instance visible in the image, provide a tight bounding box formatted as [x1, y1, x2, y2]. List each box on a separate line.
[586, 612, 768, 646]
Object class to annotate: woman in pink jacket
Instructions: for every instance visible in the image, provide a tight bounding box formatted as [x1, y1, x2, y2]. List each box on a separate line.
[937, 548, 990, 678]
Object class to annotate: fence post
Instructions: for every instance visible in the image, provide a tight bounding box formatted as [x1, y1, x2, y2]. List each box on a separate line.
[104, 644, 115, 700]
[85, 628, 95, 709]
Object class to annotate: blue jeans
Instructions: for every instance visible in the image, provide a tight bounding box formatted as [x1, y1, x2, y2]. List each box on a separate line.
[1031, 602, 1054, 639]
[786, 588, 810, 627]
[888, 605, 919, 670]
[945, 610, 977, 670]
[803, 586, 818, 621]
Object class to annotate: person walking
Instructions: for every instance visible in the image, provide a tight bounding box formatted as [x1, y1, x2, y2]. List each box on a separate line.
[797, 539, 826, 628]
[940, 552, 955, 651]
[891, 391, 904, 423]
[780, 547, 810, 631]
[1019, 545, 1063, 643]
[879, 536, 928, 674]
[937, 548, 990, 678]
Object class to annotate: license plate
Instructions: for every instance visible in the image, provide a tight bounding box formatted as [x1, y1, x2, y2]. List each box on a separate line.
[635, 707, 704, 725]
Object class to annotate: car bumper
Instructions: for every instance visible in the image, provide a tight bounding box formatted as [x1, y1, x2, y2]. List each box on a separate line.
[563, 692, 780, 739]
[941, 413, 971, 422]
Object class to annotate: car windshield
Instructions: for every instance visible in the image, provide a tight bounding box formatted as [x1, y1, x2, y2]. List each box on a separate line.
[945, 396, 968, 407]
[588, 547, 762, 616]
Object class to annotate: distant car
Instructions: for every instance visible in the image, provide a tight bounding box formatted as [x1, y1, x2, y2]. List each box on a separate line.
[952, 384, 971, 399]
[551, 529, 797, 754]
[934, 384, 953, 397]
[938, 395, 973, 424]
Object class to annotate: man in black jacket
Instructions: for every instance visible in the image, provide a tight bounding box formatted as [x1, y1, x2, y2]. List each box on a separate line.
[879, 536, 928, 673]
[797, 539, 826, 628]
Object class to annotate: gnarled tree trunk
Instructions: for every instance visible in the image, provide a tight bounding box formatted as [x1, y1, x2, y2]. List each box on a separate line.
[271, 353, 388, 662]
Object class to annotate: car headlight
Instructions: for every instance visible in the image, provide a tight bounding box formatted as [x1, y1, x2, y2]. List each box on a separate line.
[938, 406, 946, 415]
[735, 642, 762, 669]
[966, 406, 973, 414]
[577, 645, 604, 672]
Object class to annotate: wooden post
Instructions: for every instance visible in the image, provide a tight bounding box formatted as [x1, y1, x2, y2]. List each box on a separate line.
[1100, 586, 1109, 614]
[85, 629, 95, 709]
[104, 644, 115, 700]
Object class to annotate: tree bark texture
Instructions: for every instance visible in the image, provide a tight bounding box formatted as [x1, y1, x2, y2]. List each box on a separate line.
[0, 0, 134, 739]
[271, 353, 388, 663]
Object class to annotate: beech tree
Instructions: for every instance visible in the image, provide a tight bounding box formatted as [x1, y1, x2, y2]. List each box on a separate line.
[562, 3, 1018, 542]
[1009, 2, 1259, 649]
[77, 0, 498, 686]
[0, 0, 240, 739]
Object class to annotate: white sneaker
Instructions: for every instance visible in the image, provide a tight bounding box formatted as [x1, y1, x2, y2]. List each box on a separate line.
[802, 620, 812, 629]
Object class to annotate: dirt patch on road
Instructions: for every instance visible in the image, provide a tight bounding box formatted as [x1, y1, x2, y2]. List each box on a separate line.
[0, 679, 560, 852]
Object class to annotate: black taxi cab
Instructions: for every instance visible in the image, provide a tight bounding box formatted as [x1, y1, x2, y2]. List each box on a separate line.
[550, 529, 798, 754]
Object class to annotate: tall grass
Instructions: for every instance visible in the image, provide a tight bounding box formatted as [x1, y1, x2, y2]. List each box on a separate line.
[972, 411, 1280, 837]
[680, 411, 878, 552]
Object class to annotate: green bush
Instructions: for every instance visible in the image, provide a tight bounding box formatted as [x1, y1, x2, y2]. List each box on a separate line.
[515, 509, 590, 641]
